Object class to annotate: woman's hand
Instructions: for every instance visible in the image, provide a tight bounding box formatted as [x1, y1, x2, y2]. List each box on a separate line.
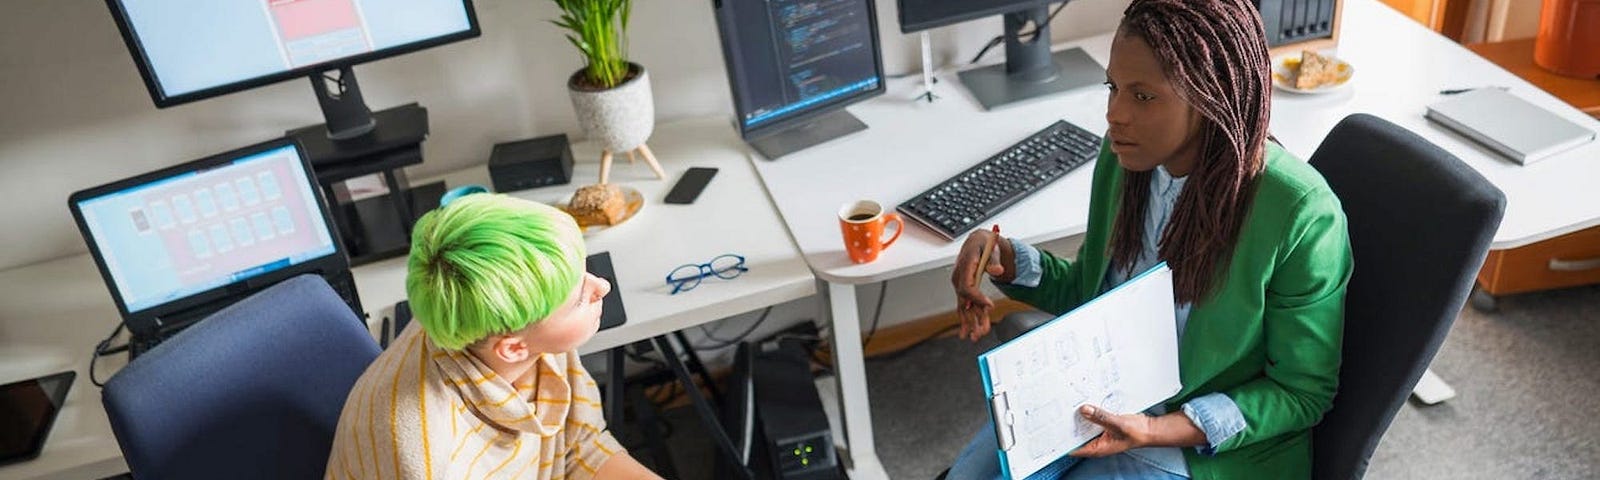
[1070, 404, 1210, 457]
[951, 229, 1012, 341]
[1069, 404, 1153, 457]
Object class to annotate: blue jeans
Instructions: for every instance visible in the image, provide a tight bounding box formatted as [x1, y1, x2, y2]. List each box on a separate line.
[948, 421, 1187, 480]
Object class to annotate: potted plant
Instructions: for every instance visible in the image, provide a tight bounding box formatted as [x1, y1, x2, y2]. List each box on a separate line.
[552, 0, 664, 184]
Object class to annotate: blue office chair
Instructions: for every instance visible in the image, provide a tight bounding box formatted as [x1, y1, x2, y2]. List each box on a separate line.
[1308, 114, 1505, 480]
[102, 275, 380, 480]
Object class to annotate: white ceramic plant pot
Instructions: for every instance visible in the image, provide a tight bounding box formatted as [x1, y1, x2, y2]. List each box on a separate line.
[568, 63, 655, 154]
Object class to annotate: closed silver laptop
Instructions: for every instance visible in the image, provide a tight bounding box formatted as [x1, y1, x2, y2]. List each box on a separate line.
[1425, 88, 1595, 165]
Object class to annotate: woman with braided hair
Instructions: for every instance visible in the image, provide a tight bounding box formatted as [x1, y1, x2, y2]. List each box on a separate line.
[947, 0, 1351, 478]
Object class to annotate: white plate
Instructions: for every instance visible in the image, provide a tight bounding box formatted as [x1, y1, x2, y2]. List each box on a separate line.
[557, 185, 644, 236]
[1271, 52, 1354, 94]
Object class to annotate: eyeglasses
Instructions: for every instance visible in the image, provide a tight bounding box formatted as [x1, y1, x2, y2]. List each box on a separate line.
[666, 254, 747, 294]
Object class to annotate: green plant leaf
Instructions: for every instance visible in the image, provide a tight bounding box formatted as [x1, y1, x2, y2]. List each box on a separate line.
[550, 0, 631, 89]
[564, 34, 590, 56]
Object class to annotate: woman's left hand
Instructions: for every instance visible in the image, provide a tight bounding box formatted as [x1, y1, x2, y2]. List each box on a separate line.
[1069, 404, 1153, 458]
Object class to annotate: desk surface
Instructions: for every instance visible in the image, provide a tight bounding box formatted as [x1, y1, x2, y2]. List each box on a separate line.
[754, 0, 1600, 286]
[1277, 0, 1600, 249]
[350, 116, 818, 355]
[0, 117, 815, 480]
[0, 257, 131, 480]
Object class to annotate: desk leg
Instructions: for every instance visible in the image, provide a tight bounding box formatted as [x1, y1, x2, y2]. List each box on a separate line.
[652, 335, 752, 479]
[626, 375, 681, 478]
[825, 281, 890, 480]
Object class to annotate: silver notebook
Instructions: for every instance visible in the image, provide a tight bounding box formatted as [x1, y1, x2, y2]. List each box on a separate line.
[1425, 88, 1595, 165]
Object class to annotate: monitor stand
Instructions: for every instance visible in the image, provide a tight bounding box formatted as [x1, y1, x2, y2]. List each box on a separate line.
[308, 144, 444, 266]
[289, 68, 438, 265]
[290, 103, 429, 168]
[957, 6, 1105, 111]
[747, 109, 868, 159]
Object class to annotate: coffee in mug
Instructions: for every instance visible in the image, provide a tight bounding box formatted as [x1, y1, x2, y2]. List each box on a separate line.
[838, 200, 903, 264]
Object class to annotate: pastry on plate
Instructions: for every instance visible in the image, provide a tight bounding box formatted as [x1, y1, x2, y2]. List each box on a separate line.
[567, 184, 626, 226]
[1295, 50, 1339, 90]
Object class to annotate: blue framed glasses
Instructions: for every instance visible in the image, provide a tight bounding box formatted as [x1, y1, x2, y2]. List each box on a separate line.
[667, 254, 748, 294]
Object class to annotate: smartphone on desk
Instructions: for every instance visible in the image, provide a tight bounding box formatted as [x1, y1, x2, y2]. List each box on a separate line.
[664, 167, 718, 204]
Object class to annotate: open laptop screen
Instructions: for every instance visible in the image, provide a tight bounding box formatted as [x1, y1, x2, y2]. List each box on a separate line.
[72, 143, 337, 314]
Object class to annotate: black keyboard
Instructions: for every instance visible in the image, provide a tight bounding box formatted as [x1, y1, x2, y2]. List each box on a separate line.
[897, 120, 1101, 240]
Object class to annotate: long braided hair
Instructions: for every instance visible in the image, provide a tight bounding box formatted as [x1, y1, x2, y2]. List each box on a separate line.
[1109, 0, 1273, 304]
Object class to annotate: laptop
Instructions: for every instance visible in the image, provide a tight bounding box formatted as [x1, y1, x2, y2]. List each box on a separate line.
[1425, 88, 1596, 165]
[68, 138, 363, 356]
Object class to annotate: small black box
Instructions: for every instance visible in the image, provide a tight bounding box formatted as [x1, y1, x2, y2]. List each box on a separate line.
[489, 134, 574, 192]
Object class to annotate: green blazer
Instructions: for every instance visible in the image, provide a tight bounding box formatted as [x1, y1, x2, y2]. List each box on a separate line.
[997, 142, 1352, 479]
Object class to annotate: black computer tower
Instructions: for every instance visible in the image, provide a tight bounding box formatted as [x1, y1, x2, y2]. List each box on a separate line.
[752, 339, 840, 480]
[722, 339, 849, 480]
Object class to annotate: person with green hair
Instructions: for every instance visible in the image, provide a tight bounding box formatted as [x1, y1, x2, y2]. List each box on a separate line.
[326, 193, 660, 480]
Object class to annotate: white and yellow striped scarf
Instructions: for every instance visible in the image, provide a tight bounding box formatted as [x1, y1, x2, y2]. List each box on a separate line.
[326, 324, 621, 479]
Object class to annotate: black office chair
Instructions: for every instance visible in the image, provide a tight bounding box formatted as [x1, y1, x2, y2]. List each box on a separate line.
[102, 275, 380, 480]
[937, 115, 1505, 480]
[1308, 114, 1505, 480]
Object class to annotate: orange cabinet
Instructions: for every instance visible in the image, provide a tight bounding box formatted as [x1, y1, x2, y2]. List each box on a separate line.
[1467, 39, 1600, 118]
[1465, 38, 1600, 308]
[1478, 224, 1600, 296]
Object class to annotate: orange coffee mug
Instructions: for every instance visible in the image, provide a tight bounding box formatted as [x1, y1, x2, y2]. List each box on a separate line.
[838, 200, 903, 264]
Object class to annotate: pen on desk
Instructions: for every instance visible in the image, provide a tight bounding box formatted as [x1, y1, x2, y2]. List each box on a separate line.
[973, 225, 1001, 286]
[1440, 86, 1509, 95]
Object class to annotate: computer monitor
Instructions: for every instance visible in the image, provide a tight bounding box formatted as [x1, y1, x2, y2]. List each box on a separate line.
[898, 0, 1105, 110]
[713, 0, 887, 159]
[104, 0, 479, 140]
[68, 139, 345, 329]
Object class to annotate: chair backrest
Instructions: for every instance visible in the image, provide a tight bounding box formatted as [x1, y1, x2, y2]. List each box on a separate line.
[1308, 114, 1505, 480]
[103, 274, 380, 480]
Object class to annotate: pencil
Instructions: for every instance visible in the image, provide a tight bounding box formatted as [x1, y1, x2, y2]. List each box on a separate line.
[973, 225, 1000, 285]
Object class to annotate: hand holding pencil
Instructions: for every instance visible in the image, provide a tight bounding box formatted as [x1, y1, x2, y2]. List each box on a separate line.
[951, 225, 1010, 342]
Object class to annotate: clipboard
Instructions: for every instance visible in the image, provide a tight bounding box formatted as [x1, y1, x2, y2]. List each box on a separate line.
[977, 264, 1182, 479]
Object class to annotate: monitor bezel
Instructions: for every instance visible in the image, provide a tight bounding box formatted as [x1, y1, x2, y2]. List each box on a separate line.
[67, 138, 350, 332]
[896, 0, 1059, 34]
[103, 0, 482, 109]
[714, 0, 888, 142]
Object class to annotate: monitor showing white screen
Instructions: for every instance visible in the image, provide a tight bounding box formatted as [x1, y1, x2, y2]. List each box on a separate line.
[113, 0, 474, 99]
[74, 145, 337, 313]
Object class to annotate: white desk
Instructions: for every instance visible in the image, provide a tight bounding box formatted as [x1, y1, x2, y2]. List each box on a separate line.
[350, 117, 818, 356]
[750, 0, 1600, 476]
[0, 117, 816, 480]
[0, 257, 132, 480]
[1267, 0, 1600, 250]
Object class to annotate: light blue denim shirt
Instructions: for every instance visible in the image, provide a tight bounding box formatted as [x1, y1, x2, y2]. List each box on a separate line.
[1005, 165, 1247, 477]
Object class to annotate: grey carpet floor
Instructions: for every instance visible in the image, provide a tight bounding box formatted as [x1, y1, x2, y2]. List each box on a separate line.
[652, 283, 1600, 479]
[864, 284, 1600, 479]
